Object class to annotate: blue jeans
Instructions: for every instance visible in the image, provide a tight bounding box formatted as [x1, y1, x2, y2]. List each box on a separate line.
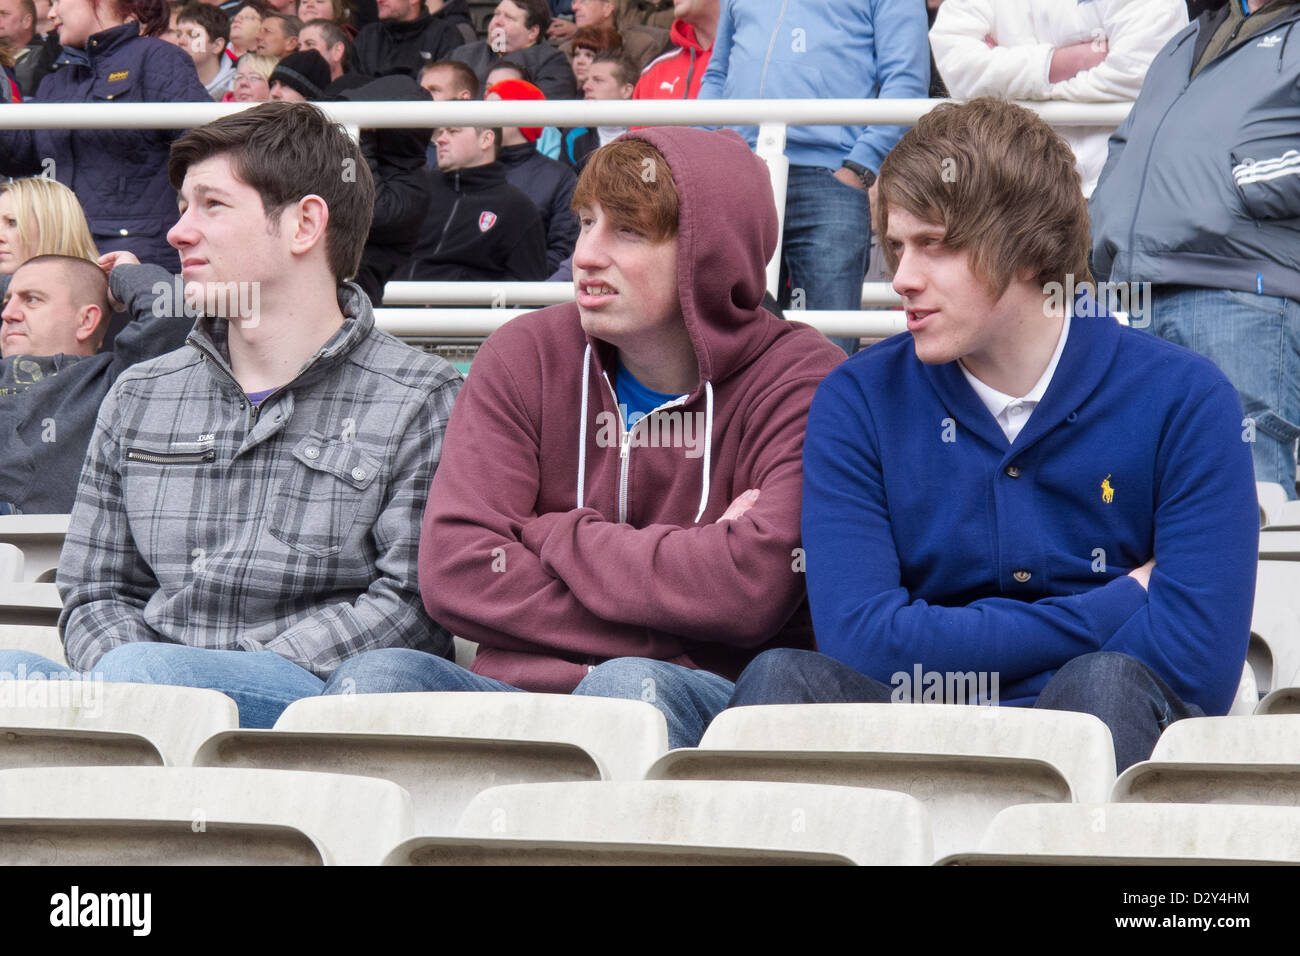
[728, 648, 1201, 772]
[1147, 286, 1300, 496]
[0, 650, 80, 680]
[781, 165, 871, 357]
[89, 644, 324, 729]
[323, 650, 734, 750]
[0, 645, 322, 728]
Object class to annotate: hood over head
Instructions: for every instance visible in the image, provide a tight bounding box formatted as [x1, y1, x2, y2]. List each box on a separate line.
[590, 125, 779, 389]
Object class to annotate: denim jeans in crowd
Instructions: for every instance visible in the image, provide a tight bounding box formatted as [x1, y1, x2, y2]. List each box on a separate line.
[727, 648, 1202, 771]
[323, 649, 734, 750]
[0, 645, 325, 729]
[1145, 286, 1300, 497]
[780, 165, 872, 357]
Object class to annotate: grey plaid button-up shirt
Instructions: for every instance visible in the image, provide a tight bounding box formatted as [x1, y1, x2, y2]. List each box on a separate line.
[57, 283, 462, 678]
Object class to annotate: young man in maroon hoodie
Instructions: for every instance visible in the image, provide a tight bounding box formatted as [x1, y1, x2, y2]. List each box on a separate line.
[324, 126, 843, 749]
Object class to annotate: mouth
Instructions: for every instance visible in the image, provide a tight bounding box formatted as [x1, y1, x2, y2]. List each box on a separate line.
[576, 280, 618, 307]
[906, 308, 935, 330]
[180, 258, 207, 275]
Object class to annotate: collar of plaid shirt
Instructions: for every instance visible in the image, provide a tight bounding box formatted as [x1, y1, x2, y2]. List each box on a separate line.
[184, 282, 376, 394]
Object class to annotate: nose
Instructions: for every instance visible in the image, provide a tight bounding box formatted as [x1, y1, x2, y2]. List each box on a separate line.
[167, 207, 197, 252]
[891, 244, 923, 299]
[1, 296, 18, 322]
[572, 220, 611, 273]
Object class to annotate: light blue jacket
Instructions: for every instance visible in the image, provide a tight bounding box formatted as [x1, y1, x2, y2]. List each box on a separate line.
[698, 0, 930, 172]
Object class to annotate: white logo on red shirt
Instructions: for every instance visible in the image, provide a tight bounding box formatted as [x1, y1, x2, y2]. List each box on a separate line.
[479, 211, 498, 232]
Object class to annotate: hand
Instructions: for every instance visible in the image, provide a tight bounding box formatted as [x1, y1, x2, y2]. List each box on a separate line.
[548, 18, 576, 42]
[97, 251, 140, 312]
[983, 33, 996, 49]
[717, 489, 760, 523]
[1049, 38, 1108, 83]
[97, 250, 140, 274]
[833, 165, 867, 193]
[1128, 558, 1155, 592]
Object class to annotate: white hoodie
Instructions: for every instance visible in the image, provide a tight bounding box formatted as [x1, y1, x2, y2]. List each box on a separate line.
[930, 0, 1187, 195]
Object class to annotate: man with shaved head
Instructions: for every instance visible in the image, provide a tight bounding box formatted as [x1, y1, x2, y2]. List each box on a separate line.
[0, 253, 192, 514]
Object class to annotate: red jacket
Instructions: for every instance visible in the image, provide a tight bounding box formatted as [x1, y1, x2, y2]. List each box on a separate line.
[419, 126, 843, 693]
[633, 19, 712, 100]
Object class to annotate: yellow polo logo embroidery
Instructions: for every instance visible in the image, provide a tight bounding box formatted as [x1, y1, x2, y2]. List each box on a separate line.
[1101, 474, 1114, 504]
[108, 70, 129, 82]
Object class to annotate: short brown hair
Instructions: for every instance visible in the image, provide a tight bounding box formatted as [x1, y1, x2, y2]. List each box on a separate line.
[20, 254, 112, 348]
[177, 1, 231, 48]
[591, 49, 637, 89]
[168, 101, 375, 283]
[571, 22, 621, 54]
[423, 58, 479, 98]
[571, 138, 678, 242]
[877, 97, 1092, 298]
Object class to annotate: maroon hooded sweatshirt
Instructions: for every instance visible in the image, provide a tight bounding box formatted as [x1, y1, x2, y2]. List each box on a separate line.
[419, 125, 845, 693]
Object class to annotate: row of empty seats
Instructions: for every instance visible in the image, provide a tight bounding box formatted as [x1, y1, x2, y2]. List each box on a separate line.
[7, 681, 1300, 862]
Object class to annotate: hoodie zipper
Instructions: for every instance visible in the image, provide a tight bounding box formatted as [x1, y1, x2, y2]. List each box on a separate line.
[600, 371, 688, 524]
[431, 171, 464, 261]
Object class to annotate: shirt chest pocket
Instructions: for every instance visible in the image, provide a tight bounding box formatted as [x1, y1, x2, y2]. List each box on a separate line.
[92, 69, 136, 101]
[268, 434, 382, 557]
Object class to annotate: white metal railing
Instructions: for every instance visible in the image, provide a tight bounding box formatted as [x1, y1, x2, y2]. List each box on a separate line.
[0, 98, 1134, 130]
[2, 98, 1127, 338]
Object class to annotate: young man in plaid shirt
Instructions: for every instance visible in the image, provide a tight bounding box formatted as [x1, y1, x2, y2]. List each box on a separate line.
[0, 102, 462, 727]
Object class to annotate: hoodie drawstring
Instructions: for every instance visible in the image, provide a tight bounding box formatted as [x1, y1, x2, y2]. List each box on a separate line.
[694, 381, 714, 524]
[577, 352, 714, 524]
[576, 343, 591, 509]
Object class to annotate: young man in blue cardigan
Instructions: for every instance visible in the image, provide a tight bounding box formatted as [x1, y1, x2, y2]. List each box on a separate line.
[727, 98, 1259, 772]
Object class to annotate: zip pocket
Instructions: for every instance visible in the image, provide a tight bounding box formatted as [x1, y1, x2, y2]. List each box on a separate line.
[126, 448, 216, 465]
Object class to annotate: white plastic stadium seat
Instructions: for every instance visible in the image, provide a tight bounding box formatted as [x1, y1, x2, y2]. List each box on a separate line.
[0, 625, 69, 666]
[1260, 531, 1300, 560]
[643, 703, 1116, 862]
[1259, 481, 1289, 527]
[383, 780, 931, 866]
[1228, 662, 1259, 716]
[1112, 715, 1300, 806]
[1258, 686, 1300, 715]
[0, 583, 62, 626]
[0, 515, 69, 582]
[0, 680, 237, 767]
[193, 692, 669, 834]
[0, 766, 414, 865]
[1251, 562, 1300, 692]
[940, 802, 1300, 864]
[0, 544, 22, 582]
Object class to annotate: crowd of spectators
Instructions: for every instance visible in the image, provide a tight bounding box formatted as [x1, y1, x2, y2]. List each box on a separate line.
[0, 0, 1294, 770]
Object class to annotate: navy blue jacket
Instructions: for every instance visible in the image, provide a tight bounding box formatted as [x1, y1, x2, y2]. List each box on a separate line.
[0, 23, 210, 270]
[801, 299, 1258, 715]
[498, 141, 577, 274]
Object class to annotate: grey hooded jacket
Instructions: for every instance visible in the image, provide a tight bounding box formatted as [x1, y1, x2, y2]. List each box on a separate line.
[1090, 2, 1300, 301]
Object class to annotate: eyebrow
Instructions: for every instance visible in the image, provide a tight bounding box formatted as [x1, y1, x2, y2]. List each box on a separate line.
[178, 183, 236, 208]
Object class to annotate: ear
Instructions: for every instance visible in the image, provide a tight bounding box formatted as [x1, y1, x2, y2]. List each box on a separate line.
[72, 304, 103, 346]
[285, 35, 299, 51]
[215, 36, 228, 55]
[525, 23, 539, 46]
[480, 128, 495, 153]
[287, 194, 331, 260]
